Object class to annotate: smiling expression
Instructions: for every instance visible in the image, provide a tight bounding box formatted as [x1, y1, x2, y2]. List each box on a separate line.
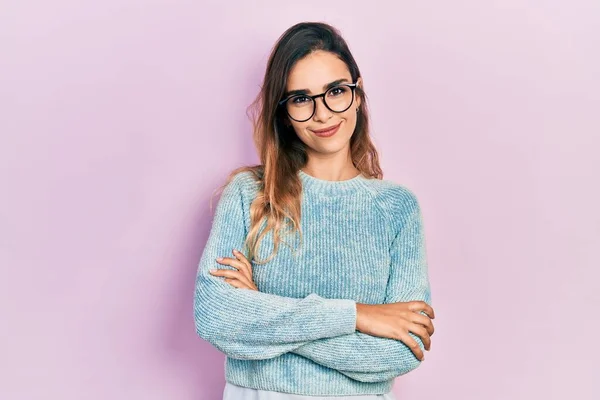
[284, 50, 362, 156]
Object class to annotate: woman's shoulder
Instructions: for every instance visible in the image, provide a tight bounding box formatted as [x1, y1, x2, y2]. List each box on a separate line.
[362, 176, 421, 212]
[362, 177, 424, 233]
[220, 169, 262, 202]
[229, 169, 257, 186]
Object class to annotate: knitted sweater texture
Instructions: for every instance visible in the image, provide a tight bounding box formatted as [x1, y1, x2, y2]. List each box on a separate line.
[193, 169, 432, 396]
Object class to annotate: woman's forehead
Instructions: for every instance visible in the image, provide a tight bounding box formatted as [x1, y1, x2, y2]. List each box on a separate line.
[286, 52, 351, 93]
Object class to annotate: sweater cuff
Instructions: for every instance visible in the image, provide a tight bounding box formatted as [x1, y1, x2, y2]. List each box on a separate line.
[328, 298, 357, 336]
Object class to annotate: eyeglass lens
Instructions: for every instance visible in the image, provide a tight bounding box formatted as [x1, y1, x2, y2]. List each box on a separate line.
[285, 85, 354, 122]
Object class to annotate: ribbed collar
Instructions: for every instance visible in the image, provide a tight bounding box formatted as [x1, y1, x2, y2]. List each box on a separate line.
[297, 169, 368, 195]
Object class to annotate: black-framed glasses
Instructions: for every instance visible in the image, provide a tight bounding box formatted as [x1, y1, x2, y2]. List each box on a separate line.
[278, 82, 358, 122]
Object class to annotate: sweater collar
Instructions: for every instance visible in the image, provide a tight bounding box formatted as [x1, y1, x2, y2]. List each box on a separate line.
[297, 169, 368, 195]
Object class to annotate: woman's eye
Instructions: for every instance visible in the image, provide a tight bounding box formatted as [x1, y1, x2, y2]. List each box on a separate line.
[328, 87, 346, 97]
[292, 96, 310, 106]
[292, 96, 310, 104]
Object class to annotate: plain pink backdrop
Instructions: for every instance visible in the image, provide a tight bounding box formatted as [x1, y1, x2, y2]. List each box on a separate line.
[1, 1, 598, 399]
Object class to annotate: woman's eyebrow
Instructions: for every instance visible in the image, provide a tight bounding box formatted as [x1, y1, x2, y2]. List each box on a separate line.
[284, 78, 350, 97]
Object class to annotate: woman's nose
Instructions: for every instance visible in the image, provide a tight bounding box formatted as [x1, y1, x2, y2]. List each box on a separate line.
[312, 97, 332, 122]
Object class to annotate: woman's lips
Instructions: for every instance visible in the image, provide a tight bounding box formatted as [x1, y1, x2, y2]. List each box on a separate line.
[311, 121, 342, 137]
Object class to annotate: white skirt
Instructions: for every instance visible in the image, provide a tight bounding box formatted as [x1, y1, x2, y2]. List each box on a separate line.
[223, 382, 397, 400]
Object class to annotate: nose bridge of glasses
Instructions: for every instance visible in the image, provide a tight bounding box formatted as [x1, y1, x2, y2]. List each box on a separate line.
[313, 93, 333, 116]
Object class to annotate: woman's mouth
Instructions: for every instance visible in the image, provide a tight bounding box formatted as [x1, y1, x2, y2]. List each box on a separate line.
[311, 121, 342, 138]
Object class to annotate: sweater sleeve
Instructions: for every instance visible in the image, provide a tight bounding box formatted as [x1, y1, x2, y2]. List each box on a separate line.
[291, 193, 432, 382]
[193, 172, 358, 360]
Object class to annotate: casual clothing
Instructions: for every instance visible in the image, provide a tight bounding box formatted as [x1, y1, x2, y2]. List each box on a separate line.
[223, 381, 397, 399]
[194, 169, 431, 397]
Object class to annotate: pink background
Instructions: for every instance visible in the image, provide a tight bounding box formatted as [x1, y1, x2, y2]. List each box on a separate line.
[1, 1, 598, 399]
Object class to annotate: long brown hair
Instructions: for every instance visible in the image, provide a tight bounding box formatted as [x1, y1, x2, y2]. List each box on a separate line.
[213, 21, 383, 264]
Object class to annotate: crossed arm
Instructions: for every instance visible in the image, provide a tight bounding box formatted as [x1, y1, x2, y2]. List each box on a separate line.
[194, 174, 432, 382]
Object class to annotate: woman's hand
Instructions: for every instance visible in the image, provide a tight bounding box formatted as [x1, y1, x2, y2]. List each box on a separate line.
[209, 249, 258, 291]
[356, 301, 435, 361]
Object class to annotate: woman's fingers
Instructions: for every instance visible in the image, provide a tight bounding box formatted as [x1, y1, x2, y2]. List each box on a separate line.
[396, 330, 425, 361]
[411, 312, 435, 336]
[212, 250, 259, 291]
[210, 268, 257, 290]
[408, 300, 435, 319]
[232, 249, 252, 272]
[217, 251, 253, 282]
[408, 322, 432, 351]
[224, 277, 253, 290]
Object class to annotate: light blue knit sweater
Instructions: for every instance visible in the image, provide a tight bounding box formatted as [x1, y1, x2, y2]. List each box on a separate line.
[193, 169, 432, 396]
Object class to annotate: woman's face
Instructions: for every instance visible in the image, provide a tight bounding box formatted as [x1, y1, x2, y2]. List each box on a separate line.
[283, 50, 362, 156]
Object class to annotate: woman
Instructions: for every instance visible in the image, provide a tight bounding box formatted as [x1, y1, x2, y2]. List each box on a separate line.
[194, 21, 435, 399]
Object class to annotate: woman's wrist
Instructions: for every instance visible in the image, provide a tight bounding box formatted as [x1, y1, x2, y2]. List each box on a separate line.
[355, 303, 371, 332]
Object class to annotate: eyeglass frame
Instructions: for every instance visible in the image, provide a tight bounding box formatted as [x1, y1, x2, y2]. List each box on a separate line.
[277, 81, 359, 122]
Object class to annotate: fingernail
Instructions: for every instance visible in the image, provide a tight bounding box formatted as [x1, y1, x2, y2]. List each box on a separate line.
[216, 257, 223, 261]
[209, 269, 217, 273]
[232, 249, 238, 254]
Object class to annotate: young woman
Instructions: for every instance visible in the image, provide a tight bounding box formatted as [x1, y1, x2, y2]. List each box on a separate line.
[194, 22, 435, 399]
